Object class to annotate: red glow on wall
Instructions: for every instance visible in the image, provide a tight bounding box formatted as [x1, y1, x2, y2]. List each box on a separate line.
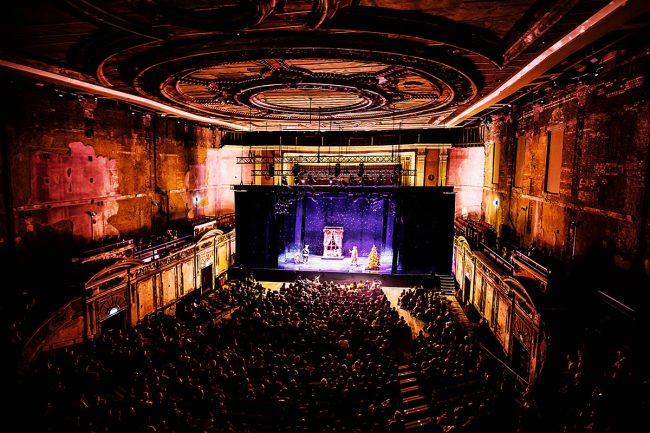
[447, 147, 485, 217]
[28, 142, 119, 239]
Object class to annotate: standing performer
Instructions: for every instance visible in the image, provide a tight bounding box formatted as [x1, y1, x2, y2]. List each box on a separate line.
[350, 245, 359, 266]
[302, 244, 310, 263]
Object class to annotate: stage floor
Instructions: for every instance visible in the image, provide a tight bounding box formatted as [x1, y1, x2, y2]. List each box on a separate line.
[278, 255, 392, 274]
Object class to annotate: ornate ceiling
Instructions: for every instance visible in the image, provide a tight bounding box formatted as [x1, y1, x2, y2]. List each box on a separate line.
[2, 0, 646, 130]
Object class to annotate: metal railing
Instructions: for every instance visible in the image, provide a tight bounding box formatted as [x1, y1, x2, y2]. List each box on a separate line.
[513, 251, 551, 278]
[237, 154, 403, 164]
[480, 242, 514, 273]
[134, 235, 194, 261]
[597, 290, 636, 319]
[478, 343, 529, 386]
[81, 239, 134, 258]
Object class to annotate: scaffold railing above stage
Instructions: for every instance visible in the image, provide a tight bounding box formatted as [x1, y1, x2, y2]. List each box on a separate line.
[250, 168, 415, 176]
[236, 155, 403, 164]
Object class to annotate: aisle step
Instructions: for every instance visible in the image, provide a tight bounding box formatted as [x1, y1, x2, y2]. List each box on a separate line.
[404, 404, 431, 417]
[400, 385, 422, 395]
[404, 416, 433, 431]
[400, 377, 417, 386]
[402, 394, 426, 405]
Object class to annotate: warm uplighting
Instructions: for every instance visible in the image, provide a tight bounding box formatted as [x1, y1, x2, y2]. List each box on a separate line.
[0, 60, 247, 130]
[445, 0, 638, 126]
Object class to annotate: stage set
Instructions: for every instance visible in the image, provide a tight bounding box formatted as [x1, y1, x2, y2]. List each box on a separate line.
[235, 185, 455, 277]
[281, 225, 392, 274]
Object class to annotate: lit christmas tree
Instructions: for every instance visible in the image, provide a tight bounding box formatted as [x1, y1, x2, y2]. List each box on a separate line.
[367, 244, 380, 270]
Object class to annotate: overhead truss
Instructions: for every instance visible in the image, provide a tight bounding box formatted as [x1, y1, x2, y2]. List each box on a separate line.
[236, 155, 403, 164]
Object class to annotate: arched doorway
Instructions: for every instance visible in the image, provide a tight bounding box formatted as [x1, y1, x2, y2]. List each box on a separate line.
[100, 307, 127, 333]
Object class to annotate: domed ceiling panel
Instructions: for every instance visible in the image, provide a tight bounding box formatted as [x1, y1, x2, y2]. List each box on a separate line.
[4, 0, 627, 130]
[160, 57, 461, 125]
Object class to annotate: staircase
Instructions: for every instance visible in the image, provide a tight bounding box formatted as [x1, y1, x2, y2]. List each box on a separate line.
[436, 274, 471, 330]
[397, 364, 434, 431]
[437, 274, 456, 296]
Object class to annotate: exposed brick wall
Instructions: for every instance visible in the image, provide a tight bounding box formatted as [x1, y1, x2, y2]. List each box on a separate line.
[2, 79, 243, 245]
[482, 49, 650, 274]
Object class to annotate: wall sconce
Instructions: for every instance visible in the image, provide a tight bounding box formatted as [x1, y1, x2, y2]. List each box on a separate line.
[85, 211, 97, 241]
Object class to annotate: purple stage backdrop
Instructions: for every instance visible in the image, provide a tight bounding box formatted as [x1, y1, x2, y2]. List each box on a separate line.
[235, 185, 455, 275]
[279, 193, 395, 273]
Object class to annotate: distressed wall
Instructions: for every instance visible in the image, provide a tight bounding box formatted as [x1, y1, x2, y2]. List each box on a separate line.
[2, 79, 242, 246]
[448, 147, 485, 217]
[482, 49, 650, 275]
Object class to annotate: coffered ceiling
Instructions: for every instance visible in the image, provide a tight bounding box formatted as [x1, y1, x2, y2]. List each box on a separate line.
[1, 0, 648, 130]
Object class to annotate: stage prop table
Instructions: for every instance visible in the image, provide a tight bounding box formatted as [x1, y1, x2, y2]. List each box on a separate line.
[323, 227, 344, 259]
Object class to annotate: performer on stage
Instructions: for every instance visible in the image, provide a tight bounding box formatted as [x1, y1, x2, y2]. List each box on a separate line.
[302, 244, 310, 263]
[350, 245, 359, 266]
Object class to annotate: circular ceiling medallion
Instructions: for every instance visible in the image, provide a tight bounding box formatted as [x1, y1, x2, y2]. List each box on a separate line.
[167, 58, 451, 119]
[101, 35, 480, 129]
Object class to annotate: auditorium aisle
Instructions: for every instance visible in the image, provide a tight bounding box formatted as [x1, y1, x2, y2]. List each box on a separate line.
[383, 287, 428, 338]
[383, 287, 435, 431]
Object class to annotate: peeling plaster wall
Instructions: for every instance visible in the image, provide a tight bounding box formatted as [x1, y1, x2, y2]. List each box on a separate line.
[482, 50, 650, 274]
[3, 81, 237, 245]
[448, 147, 485, 217]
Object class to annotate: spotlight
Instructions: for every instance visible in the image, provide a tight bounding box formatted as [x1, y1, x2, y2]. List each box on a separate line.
[329, 177, 334, 185]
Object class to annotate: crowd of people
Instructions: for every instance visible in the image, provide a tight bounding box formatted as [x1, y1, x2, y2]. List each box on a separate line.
[20, 276, 412, 432]
[399, 288, 528, 432]
[399, 285, 649, 432]
[551, 325, 647, 432]
[14, 273, 648, 432]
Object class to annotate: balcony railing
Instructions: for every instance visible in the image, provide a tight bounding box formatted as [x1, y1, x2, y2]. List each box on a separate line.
[513, 251, 551, 278]
[480, 242, 514, 273]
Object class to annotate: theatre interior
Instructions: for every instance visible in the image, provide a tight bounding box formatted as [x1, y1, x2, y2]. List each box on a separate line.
[2, 0, 650, 431]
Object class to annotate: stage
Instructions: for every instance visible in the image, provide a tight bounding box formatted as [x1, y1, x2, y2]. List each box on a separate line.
[235, 185, 455, 275]
[278, 255, 392, 274]
[227, 266, 439, 288]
